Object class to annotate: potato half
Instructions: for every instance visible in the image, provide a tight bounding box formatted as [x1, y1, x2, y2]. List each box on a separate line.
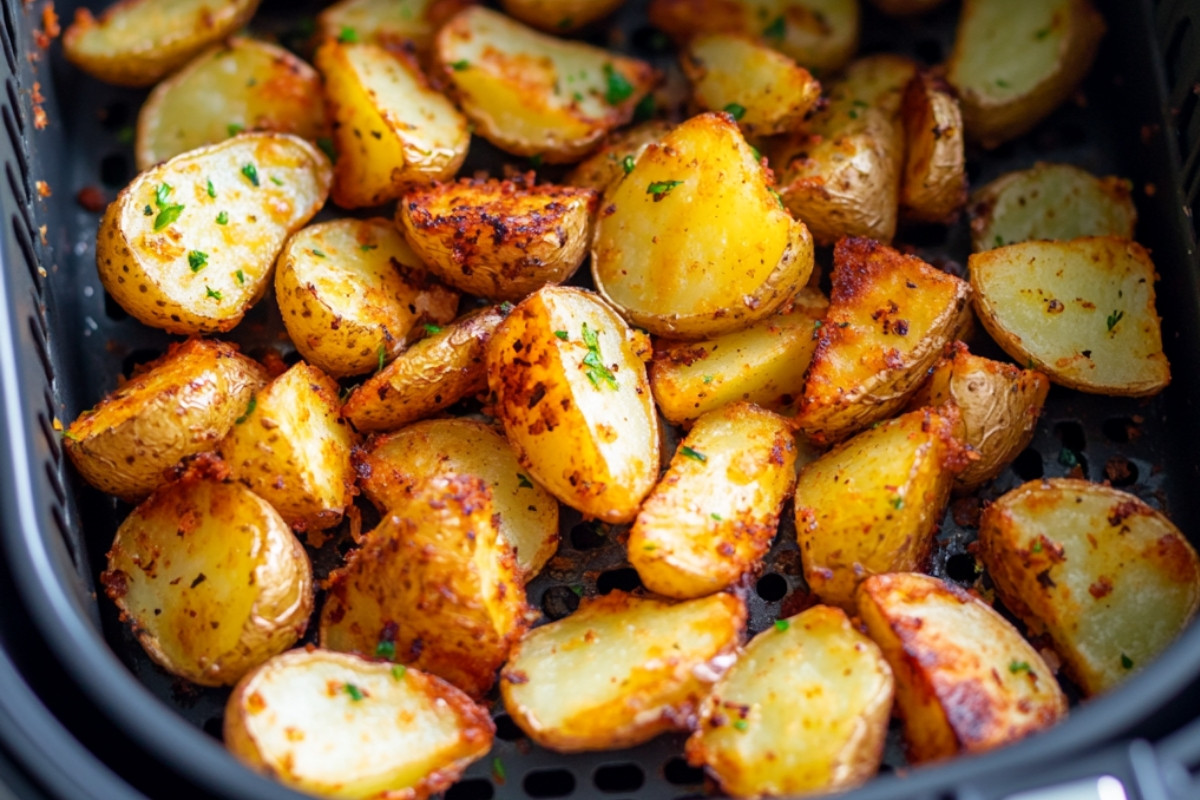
[900, 71, 967, 225]
[317, 0, 477, 53]
[501, 591, 746, 752]
[501, 0, 627, 33]
[565, 121, 674, 195]
[979, 479, 1200, 696]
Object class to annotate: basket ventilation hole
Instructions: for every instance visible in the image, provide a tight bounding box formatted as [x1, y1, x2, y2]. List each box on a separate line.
[944, 553, 978, 585]
[522, 768, 576, 798]
[1165, 15, 1193, 89]
[540, 585, 580, 621]
[13, 211, 40, 292]
[597, 567, 642, 595]
[1054, 421, 1087, 453]
[27, 314, 52, 387]
[3, 104, 28, 192]
[43, 460, 65, 507]
[50, 505, 78, 570]
[1102, 416, 1139, 444]
[100, 152, 133, 188]
[662, 757, 704, 787]
[444, 778, 495, 800]
[0, 0, 15, 75]
[755, 573, 787, 602]
[913, 38, 942, 64]
[1010, 448, 1044, 481]
[5, 78, 22, 137]
[569, 521, 606, 550]
[493, 713, 525, 742]
[100, 101, 133, 131]
[103, 292, 129, 322]
[593, 763, 645, 794]
[36, 411, 61, 466]
[202, 716, 223, 739]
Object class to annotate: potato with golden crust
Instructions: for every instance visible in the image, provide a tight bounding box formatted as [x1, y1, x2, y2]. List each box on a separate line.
[686, 605, 893, 798]
[397, 178, 599, 301]
[565, 121, 674, 195]
[900, 71, 967, 225]
[225, 650, 493, 800]
[501, 591, 746, 752]
[979, 479, 1200, 696]
[317, 0, 477, 53]
[857, 572, 1067, 764]
[501, 0, 627, 33]
[65, 339, 267, 503]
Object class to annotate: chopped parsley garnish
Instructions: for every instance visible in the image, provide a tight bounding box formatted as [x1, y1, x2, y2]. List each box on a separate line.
[449, 59, 470, 71]
[603, 62, 634, 105]
[774, 619, 789, 632]
[530, 153, 544, 168]
[711, 512, 723, 521]
[338, 26, 359, 43]
[227, 123, 244, 137]
[377, 345, 387, 373]
[769, 187, 785, 209]
[1035, 27, 1050, 40]
[622, 155, 635, 175]
[1106, 309, 1124, 332]
[703, 374, 714, 384]
[316, 136, 337, 163]
[270, 176, 284, 186]
[205, 286, 222, 301]
[311, 248, 326, 258]
[750, 145, 762, 162]
[360, 244, 377, 252]
[187, 250, 208, 272]
[570, 584, 584, 596]
[235, 394, 257, 424]
[581, 323, 618, 389]
[996, 78, 1011, 88]
[633, 93, 656, 122]
[554, 330, 569, 340]
[1032, 539, 1043, 553]
[241, 163, 260, 187]
[1009, 660, 1031, 674]
[763, 15, 786, 39]
[392, 664, 406, 680]
[517, 473, 534, 489]
[994, 235, 1005, 247]
[723, 102, 746, 121]
[500, 301, 514, 314]
[647, 180, 683, 199]
[492, 758, 507, 781]
[733, 719, 749, 731]
[206, 179, 216, 198]
[643, 543, 657, 551]
[143, 205, 153, 216]
[343, 683, 364, 701]
[890, 495, 904, 510]
[152, 183, 185, 231]
[680, 445, 707, 463]
[216, 210, 229, 225]
[1058, 448, 1078, 468]
[1121, 653, 1134, 669]
[234, 269, 245, 285]
[424, 323, 442, 334]
[375, 640, 396, 659]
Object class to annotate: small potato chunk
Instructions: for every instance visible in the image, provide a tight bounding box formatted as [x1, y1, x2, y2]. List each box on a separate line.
[486, 287, 660, 523]
[226, 650, 493, 800]
[102, 471, 313, 686]
[795, 406, 965, 610]
[565, 121, 674, 194]
[97, 133, 332, 335]
[969, 237, 1169, 396]
[357, 418, 559, 579]
[681, 34, 822, 136]
[593, 112, 814, 339]
[979, 479, 1200, 696]
[63, 0, 261, 87]
[398, 178, 598, 301]
[900, 71, 967, 225]
[317, 0, 477, 53]
[320, 475, 529, 699]
[970, 163, 1137, 252]
[501, 0, 627, 33]
[65, 339, 267, 502]
[686, 606, 893, 798]
[857, 573, 1067, 764]
[342, 305, 507, 433]
[947, 0, 1106, 148]
[629, 403, 797, 599]
[276, 218, 459, 379]
[434, 6, 657, 162]
[796, 237, 971, 445]
[501, 591, 746, 751]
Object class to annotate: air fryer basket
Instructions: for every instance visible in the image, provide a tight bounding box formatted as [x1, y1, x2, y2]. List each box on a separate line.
[3, 1, 1200, 799]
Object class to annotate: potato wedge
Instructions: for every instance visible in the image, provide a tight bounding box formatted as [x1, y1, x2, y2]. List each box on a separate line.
[969, 237, 1170, 396]
[501, 591, 746, 751]
[900, 71, 967, 225]
[320, 475, 529, 699]
[225, 650, 493, 800]
[63, 0, 261, 87]
[686, 605, 893, 798]
[317, 0, 476, 53]
[947, 0, 1105, 147]
[486, 286, 660, 523]
[795, 406, 965, 610]
[434, 6, 658, 162]
[796, 237, 971, 445]
[316, 39, 470, 208]
[357, 418, 559, 579]
[97, 133, 331, 335]
[868, 0, 948, 15]
[276, 218, 459, 379]
[629, 402, 798, 599]
[101, 469, 313, 686]
[970, 163, 1137, 252]
[593, 112, 814, 339]
[65, 339, 267, 502]
[979, 479, 1200, 696]
[565, 121, 674, 194]
[397, 178, 598, 301]
[501, 0, 627, 33]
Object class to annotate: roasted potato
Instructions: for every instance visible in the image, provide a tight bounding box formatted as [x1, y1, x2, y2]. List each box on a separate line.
[226, 650, 493, 800]
[970, 163, 1137, 251]
[686, 605, 893, 798]
[317, 0, 477, 53]
[397, 178, 599, 301]
[565, 121, 674, 194]
[320, 475, 529, 699]
[316, 39, 470, 208]
[434, 6, 658, 162]
[857, 572, 1067, 764]
[979, 479, 1200, 696]
[102, 467, 313, 687]
[486, 286, 660, 523]
[63, 0, 261, 87]
[356, 418, 559, 579]
[65, 339, 267, 502]
[969, 237, 1170, 396]
[97, 133, 331, 335]
[275, 218, 459, 379]
[593, 112, 814, 339]
[501, 0, 627, 33]
[794, 406, 965, 610]
[900, 71, 967, 225]
[868, 0, 949, 15]
[796, 237, 972, 445]
[501, 591, 746, 751]
[947, 0, 1106, 148]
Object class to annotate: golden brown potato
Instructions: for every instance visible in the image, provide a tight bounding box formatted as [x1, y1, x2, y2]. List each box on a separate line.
[317, 0, 477, 53]
[397, 178, 598, 301]
[686, 605, 893, 798]
[97, 133, 332, 335]
[980, 479, 1200, 696]
[947, 0, 1105, 148]
[795, 406, 965, 610]
[486, 286, 660, 523]
[65, 339, 267, 502]
[102, 466, 313, 687]
[320, 475, 529, 699]
[501, 591, 746, 751]
[225, 650, 493, 800]
[900, 71, 967, 225]
[434, 6, 657, 162]
[565, 121, 674, 195]
[969, 237, 1170, 397]
[857, 572, 1067, 764]
[275, 218, 459, 379]
[501, 0, 627, 32]
[868, 0, 948, 15]
[356, 418, 560, 579]
[592, 112, 814, 339]
[796, 237, 972, 445]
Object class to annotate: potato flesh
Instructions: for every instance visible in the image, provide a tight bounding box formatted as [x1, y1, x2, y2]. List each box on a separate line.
[318, 0, 476, 51]
[565, 121, 675, 194]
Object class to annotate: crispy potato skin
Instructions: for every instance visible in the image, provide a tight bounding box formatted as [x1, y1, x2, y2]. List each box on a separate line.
[565, 121, 674, 194]
[501, 0, 627, 32]
[900, 71, 967, 224]
[317, 0, 478, 53]
[979, 479, 1200, 696]
[65, 339, 267, 502]
[857, 573, 1067, 764]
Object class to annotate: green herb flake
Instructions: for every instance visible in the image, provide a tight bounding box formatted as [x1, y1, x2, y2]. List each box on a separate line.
[424, 323, 442, 335]
[152, 183, 185, 231]
[517, 473, 534, 489]
[361, 244, 377, 252]
[681, 445, 707, 463]
[391, 664, 407, 680]
[996, 78, 1011, 88]
[750, 145, 763, 162]
[622, 155, 635, 175]
[449, 59, 470, 71]
[1106, 309, 1124, 332]
[890, 495, 904, 510]
[763, 15, 786, 39]
[205, 286, 222, 301]
[643, 543, 657, 551]
[236, 395, 257, 425]
[317, 136, 337, 163]
[499, 301, 514, 314]
[343, 683, 364, 701]
[227, 122, 244, 137]
[569, 584, 584, 596]
[994, 235, 1004, 247]
[270, 175, 284, 187]
[206, 179, 216, 198]
[530, 153, 543, 168]
[1121, 653, 1134, 669]
[603, 62, 634, 105]
[711, 512, 723, 521]
[338, 26, 359, 43]
[187, 250, 208, 272]
[234, 269, 245, 285]
[733, 719, 749, 731]
[62, 429, 79, 441]
[375, 640, 396, 659]
[312, 248, 326, 258]
[1035, 27, 1050, 40]
[769, 187, 785, 209]
[848, 108, 859, 119]
[377, 345, 387, 373]
[1009, 660, 1031, 674]
[572, 90, 584, 102]
[216, 210, 229, 225]
[723, 102, 746, 121]
[116, 126, 135, 145]
[633, 93, 656, 122]
[143, 204, 153, 216]
[774, 619, 790, 632]
[492, 758, 507, 781]
[241, 163, 260, 187]
[554, 330, 569, 340]
[1032, 539, 1043, 553]
[852, 99, 869, 108]
[581, 323, 619, 390]
[703, 374, 714, 384]
[647, 180, 683, 199]
[1058, 447, 1078, 468]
